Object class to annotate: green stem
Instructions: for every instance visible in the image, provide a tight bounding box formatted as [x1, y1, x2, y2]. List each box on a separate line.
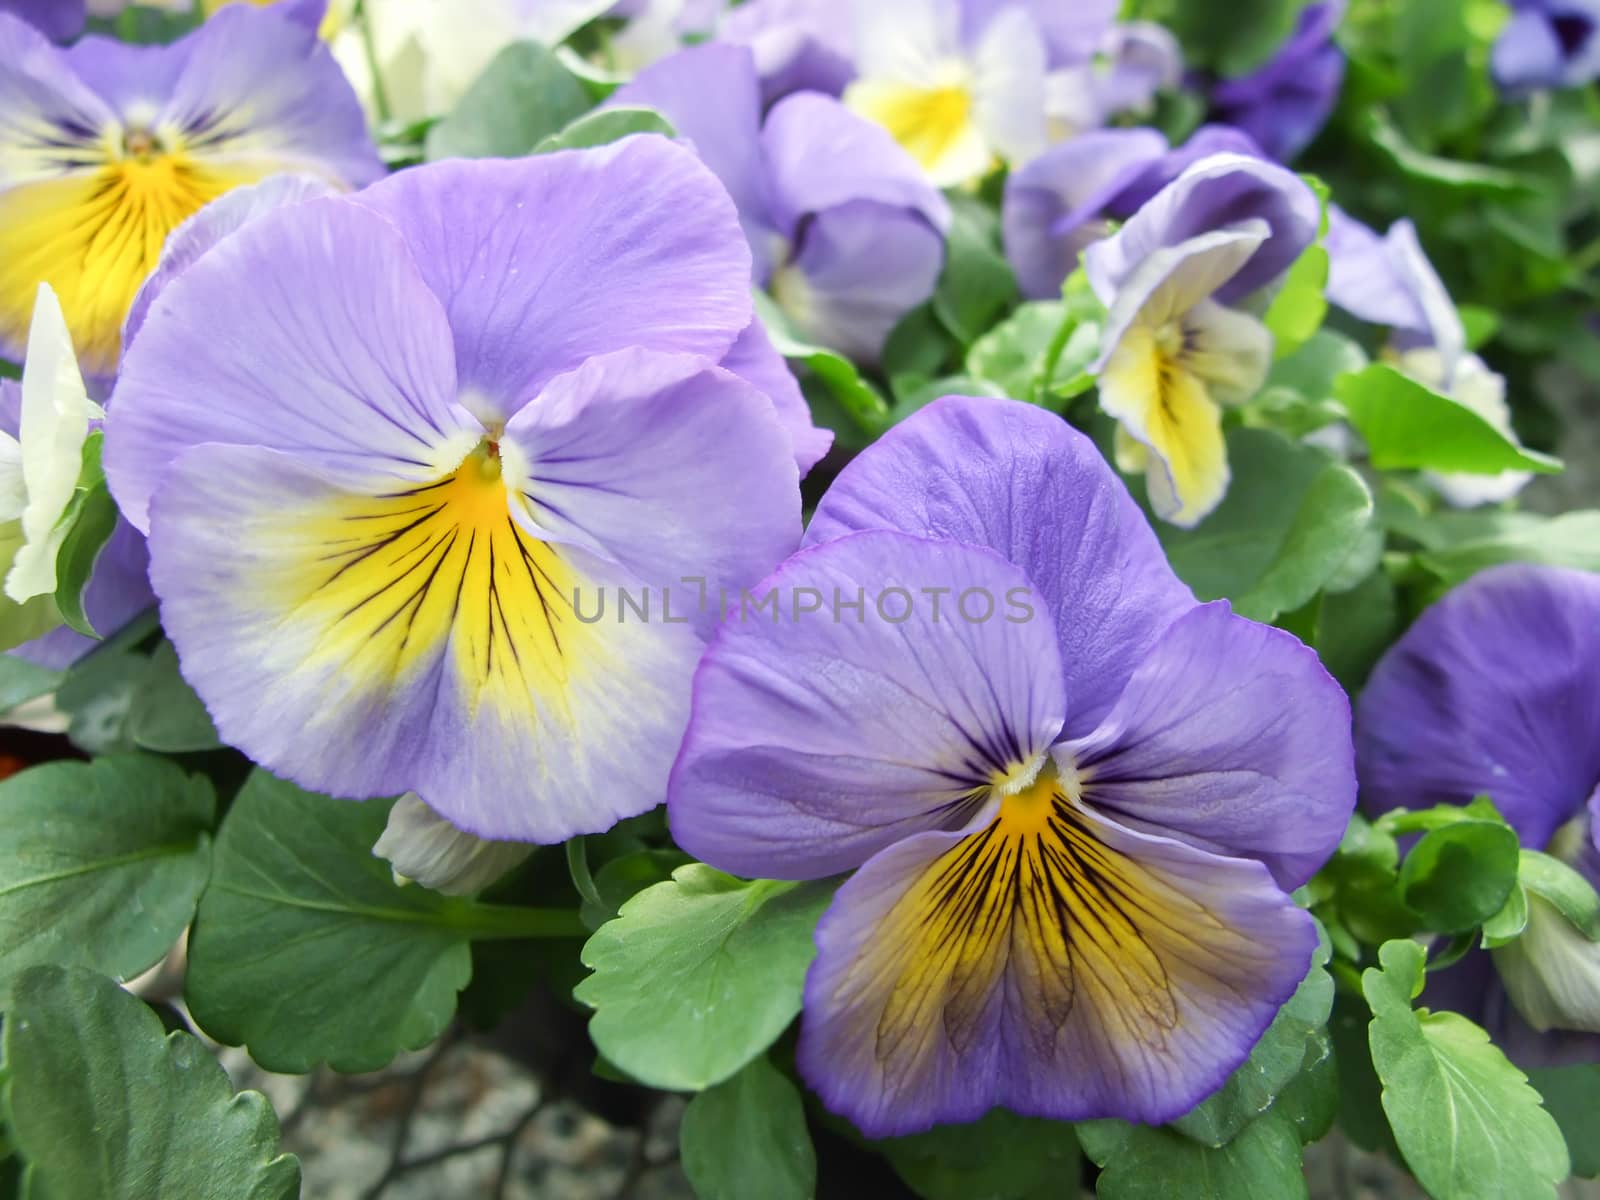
[1034, 313, 1080, 402]
[452, 902, 588, 941]
[566, 837, 604, 910]
[1330, 959, 1367, 996]
[357, 0, 393, 125]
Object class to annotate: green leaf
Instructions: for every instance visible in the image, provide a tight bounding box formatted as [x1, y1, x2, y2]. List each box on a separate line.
[753, 291, 889, 436]
[1517, 849, 1600, 938]
[1157, 0, 1304, 74]
[933, 196, 1019, 347]
[0, 521, 64, 655]
[1398, 821, 1520, 933]
[1413, 510, 1600, 586]
[1, 964, 299, 1200]
[1480, 882, 1530, 948]
[679, 1057, 815, 1200]
[1363, 938, 1569, 1199]
[128, 641, 221, 753]
[49, 430, 118, 640]
[0, 756, 212, 996]
[965, 301, 1066, 399]
[1262, 245, 1328, 360]
[879, 1110, 1079, 1200]
[578, 847, 690, 931]
[532, 105, 675, 153]
[1138, 427, 1374, 622]
[186, 772, 476, 1073]
[424, 42, 592, 160]
[1078, 1109, 1307, 1200]
[1263, 329, 1368, 404]
[1526, 1065, 1600, 1178]
[1364, 110, 1535, 196]
[1336, 364, 1561, 475]
[574, 864, 832, 1091]
[1172, 928, 1333, 1147]
[1312, 567, 1400, 694]
[53, 645, 148, 754]
[0, 654, 62, 714]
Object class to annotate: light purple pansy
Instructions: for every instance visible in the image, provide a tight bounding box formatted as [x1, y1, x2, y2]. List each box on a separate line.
[668, 396, 1355, 1135]
[0, 0, 84, 40]
[1357, 564, 1600, 1065]
[1210, 0, 1346, 163]
[104, 137, 806, 843]
[1493, 0, 1600, 92]
[612, 41, 949, 369]
[1045, 20, 1182, 140]
[1002, 124, 1264, 300]
[0, 3, 381, 384]
[1324, 205, 1464, 372]
[716, 0, 855, 103]
[1085, 153, 1320, 526]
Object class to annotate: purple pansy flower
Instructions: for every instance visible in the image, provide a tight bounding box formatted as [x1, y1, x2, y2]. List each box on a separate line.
[0, 4, 380, 383]
[716, 0, 855, 104]
[0, 0, 84, 40]
[1085, 154, 1321, 527]
[1045, 20, 1182, 140]
[668, 396, 1355, 1135]
[104, 137, 807, 843]
[1002, 124, 1264, 301]
[1357, 565, 1600, 1065]
[1210, 1, 1346, 163]
[613, 42, 949, 369]
[1493, 0, 1600, 92]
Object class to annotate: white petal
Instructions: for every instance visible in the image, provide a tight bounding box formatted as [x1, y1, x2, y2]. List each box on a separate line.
[851, 0, 958, 82]
[971, 7, 1048, 165]
[1180, 299, 1273, 406]
[1493, 894, 1600, 1035]
[6, 286, 91, 605]
[373, 792, 534, 896]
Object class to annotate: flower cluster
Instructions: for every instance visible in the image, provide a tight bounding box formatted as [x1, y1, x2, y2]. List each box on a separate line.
[0, 0, 1596, 1193]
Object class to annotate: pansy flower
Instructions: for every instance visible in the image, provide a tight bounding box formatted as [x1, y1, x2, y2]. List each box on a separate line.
[840, 0, 1065, 186]
[1357, 564, 1600, 1065]
[1045, 21, 1182, 142]
[715, 0, 855, 104]
[105, 137, 807, 842]
[0, 4, 380, 383]
[1084, 153, 1319, 527]
[669, 396, 1355, 1134]
[1209, 1, 1346, 163]
[1493, 0, 1600, 93]
[612, 42, 949, 367]
[1002, 124, 1263, 300]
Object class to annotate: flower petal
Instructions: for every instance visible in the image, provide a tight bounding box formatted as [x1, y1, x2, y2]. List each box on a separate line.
[668, 530, 1067, 880]
[352, 138, 754, 423]
[147, 441, 703, 841]
[502, 346, 803, 639]
[803, 396, 1194, 736]
[106, 194, 479, 532]
[716, 318, 834, 475]
[1062, 601, 1356, 890]
[773, 198, 945, 365]
[797, 795, 1318, 1135]
[1357, 564, 1600, 849]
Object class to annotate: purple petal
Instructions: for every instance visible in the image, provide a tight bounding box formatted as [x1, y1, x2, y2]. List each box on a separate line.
[0, 16, 116, 192]
[717, 0, 856, 103]
[123, 174, 336, 351]
[1325, 208, 1463, 371]
[1001, 127, 1168, 300]
[1357, 564, 1600, 850]
[106, 195, 478, 533]
[0, 0, 84, 41]
[717, 318, 834, 475]
[1210, 1, 1346, 162]
[667, 530, 1068, 880]
[777, 199, 945, 365]
[797, 800, 1318, 1134]
[606, 43, 780, 265]
[61, 33, 192, 114]
[144, 443, 704, 842]
[1084, 152, 1321, 305]
[804, 396, 1195, 738]
[352, 138, 754, 424]
[152, 5, 381, 186]
[960, 0, 1117, 65]
[502, 347, 802, 640]
[1107, 124, 1267, 217]
[761, 91, 950, 238]
[1061, 601, 1356, 890]
[1492, 9, 1570, 91]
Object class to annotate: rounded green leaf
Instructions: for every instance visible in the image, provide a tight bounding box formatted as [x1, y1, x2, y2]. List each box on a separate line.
[533, 106, 676, 153]
[185, 771, 474, 1074]
[680, 1057, 815, 1200]
[574, 864, 832, 1091]
[424, 42, 591, 160]
[879, 1110, 1079, 1200]
[1399, 821, 1520, 933]
[0, 755, 213, 994]
[1, 964, 299, 1199]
